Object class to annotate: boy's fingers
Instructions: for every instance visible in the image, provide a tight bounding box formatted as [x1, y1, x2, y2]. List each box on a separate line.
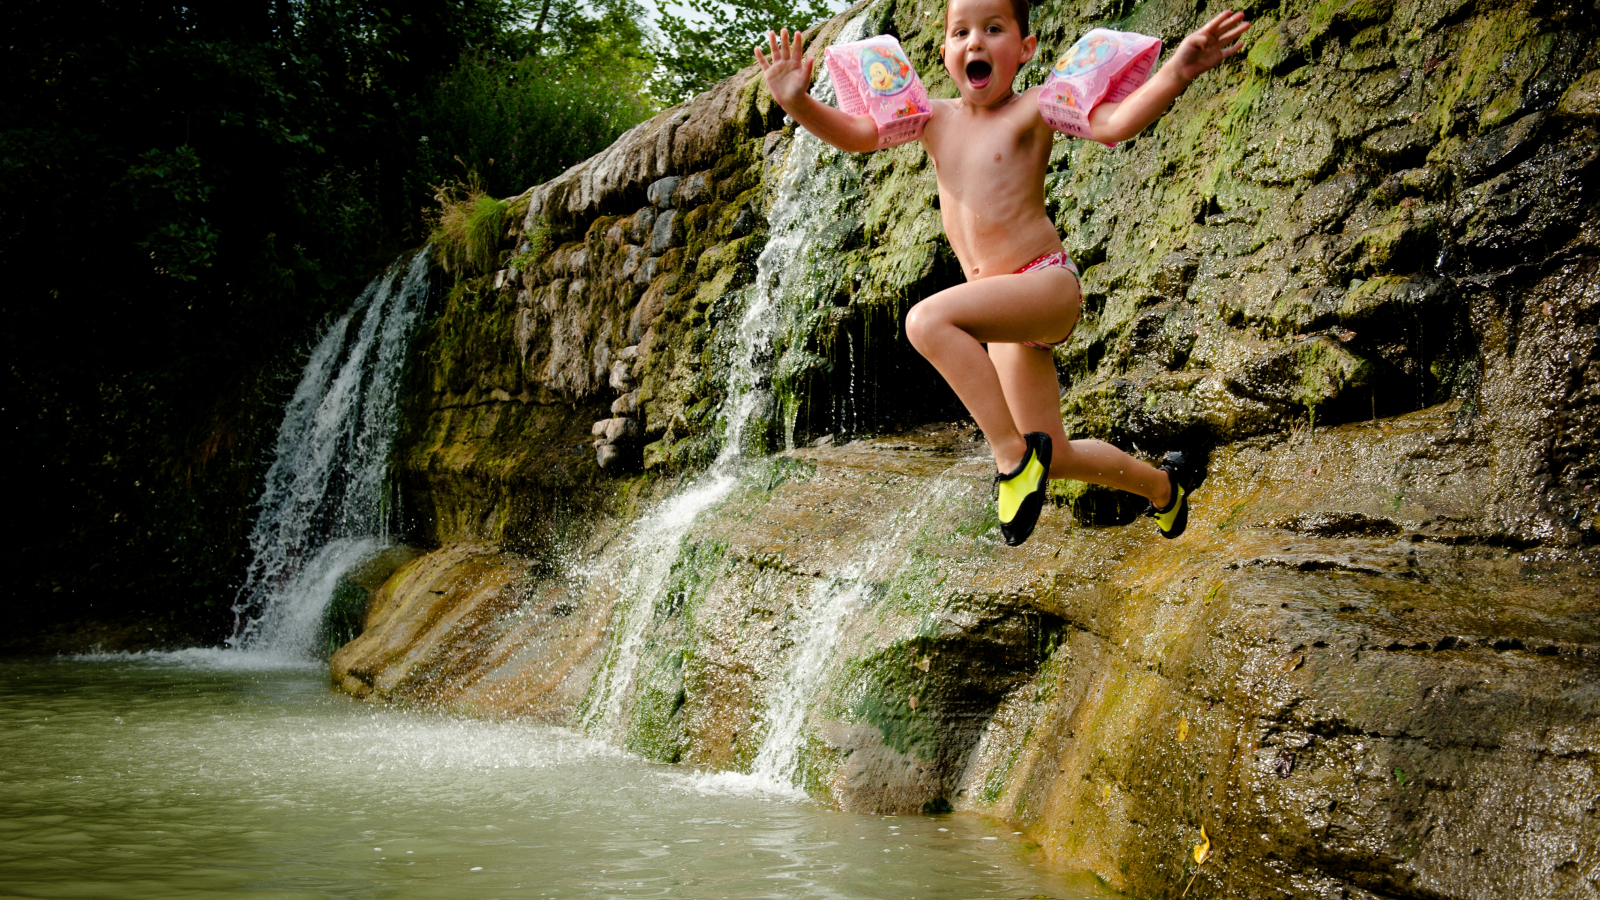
[1214, 10, 1245, 38]
[755, 46, 767, 68]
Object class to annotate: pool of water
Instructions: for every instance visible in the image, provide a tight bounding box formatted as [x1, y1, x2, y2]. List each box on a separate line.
[0, 654, 1113, 899]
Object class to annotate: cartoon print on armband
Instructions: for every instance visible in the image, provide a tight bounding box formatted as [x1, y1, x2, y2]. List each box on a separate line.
[862, 46, 914, 96]
[1055, 32, 1116, 77]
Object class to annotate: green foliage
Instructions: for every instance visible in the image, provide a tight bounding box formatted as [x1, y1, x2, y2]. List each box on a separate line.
[0, 0, 558, 639]
[122, 148, 221, 282]
[510, 216, 550, 272]
[656, 0, 838, 100]
[431, 184, 511, 276]
[420, 0, 660, 198]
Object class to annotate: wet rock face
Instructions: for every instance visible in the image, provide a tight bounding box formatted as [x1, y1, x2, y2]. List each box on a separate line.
[344, 410, 1599, 898]
[1037, 0, 1597, 476]
[365, 0, 1600, 897]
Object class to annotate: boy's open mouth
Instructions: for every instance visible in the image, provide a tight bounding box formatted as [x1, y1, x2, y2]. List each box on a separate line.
[965, 60, 992, 88]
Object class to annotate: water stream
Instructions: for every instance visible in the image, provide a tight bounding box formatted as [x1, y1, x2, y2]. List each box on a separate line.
[748, 474, 959, 789]
[580, 14, 872, 745]
[227, 251, 429, 660]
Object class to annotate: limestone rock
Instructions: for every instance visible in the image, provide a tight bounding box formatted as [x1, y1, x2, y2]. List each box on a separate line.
[609, 360, 635, 392]
[611, 390, 640, 416]
[672, 171, 711, 207]
[1558, 69, 1600, 119]
[647, 175, 682, 209]
[628, 208, 657, 244]
[649, 209, 680, 255]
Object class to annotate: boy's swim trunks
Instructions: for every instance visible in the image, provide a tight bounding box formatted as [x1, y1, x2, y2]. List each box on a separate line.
[1015, 250, 1081, 350]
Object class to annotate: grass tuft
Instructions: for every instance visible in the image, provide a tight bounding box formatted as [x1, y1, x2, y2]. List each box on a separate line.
[429, 175, 510, 276]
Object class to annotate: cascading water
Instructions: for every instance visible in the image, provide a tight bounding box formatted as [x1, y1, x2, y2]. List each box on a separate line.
[227, 250, 430, 659]
[581, 13, 873, 740]
[747, 475, 956, 790]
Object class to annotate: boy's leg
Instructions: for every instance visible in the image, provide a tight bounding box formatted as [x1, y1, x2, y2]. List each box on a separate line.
[904, 268, 1079, 472]
[990, 342, 1172, 506]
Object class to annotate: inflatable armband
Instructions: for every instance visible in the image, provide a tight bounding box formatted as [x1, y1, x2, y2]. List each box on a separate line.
[1038, 29, 1163, 146]
[824, 35, 932, 149]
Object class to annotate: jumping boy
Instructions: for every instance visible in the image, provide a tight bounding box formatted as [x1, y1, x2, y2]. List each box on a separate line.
[756, 1, 1249, 546]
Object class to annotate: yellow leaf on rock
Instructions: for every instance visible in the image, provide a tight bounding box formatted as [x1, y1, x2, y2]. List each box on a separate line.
[908, 695, 918, 711]
[1177, 713, 1189, 743]
[1194, 825, 1211, 865]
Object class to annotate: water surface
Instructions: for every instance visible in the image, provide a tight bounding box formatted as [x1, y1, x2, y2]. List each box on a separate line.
[0, 656, 1112, 899]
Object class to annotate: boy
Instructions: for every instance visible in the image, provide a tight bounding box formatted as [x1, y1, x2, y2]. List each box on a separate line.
[757, 2, 1249, 545]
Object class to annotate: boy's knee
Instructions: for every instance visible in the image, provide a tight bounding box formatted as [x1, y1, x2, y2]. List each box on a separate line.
[904, 303, 937, 351]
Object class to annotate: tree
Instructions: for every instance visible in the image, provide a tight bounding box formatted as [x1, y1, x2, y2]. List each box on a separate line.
[656, 0, 837, 101]
[419, 0, 660, 198]
[0, 0, 576, 645]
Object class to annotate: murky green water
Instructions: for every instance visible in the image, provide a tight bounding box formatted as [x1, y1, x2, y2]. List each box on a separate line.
[0, 655, 1112, 899]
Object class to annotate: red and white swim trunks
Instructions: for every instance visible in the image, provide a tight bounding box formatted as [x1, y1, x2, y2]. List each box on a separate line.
[1014, 250, 1081, 351]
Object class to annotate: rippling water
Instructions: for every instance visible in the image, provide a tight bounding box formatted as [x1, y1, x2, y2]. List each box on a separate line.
[0, 656, 1112, 899]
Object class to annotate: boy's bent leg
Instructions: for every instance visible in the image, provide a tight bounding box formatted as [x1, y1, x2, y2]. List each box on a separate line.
[905, 269, 1079, 472]
[989, 342, 1070, 451]
[1054, 438, 1172, 508]
[988, 341, 1172, 506]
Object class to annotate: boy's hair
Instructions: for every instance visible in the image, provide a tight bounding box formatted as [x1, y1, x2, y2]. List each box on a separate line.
[946, 0, 1031, 37]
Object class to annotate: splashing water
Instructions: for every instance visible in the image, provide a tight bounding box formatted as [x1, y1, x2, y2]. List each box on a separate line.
[227, 250, 430, 658]
[581, 14, 873, 740]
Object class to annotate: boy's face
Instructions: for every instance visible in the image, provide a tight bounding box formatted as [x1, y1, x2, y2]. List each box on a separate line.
[941, 0, 1037, 105]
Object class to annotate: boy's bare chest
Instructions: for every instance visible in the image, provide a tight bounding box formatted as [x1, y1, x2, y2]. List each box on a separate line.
[924, 100, 1051, 197]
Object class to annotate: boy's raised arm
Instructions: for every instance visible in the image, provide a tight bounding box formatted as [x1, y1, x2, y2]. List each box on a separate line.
[756, 28, 881, 154]
[1086, 11, 1249, 145]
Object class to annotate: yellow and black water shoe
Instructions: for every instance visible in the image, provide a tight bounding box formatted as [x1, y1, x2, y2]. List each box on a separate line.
[1144, 451, 1193, 539]
[996, 432, 1052, 547]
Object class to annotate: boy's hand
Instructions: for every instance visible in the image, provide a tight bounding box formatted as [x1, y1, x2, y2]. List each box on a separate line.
[1167, 10, 1250, 84]
[755, 28, 814, 107]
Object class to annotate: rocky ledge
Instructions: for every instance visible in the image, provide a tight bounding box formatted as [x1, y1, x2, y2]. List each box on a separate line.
[335, 404, 1597, 898]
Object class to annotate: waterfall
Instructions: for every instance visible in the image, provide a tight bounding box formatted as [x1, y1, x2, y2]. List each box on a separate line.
[581, 13, 873, 740]
[747, 474, 954, 789]
[227, 250, 430, 658]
